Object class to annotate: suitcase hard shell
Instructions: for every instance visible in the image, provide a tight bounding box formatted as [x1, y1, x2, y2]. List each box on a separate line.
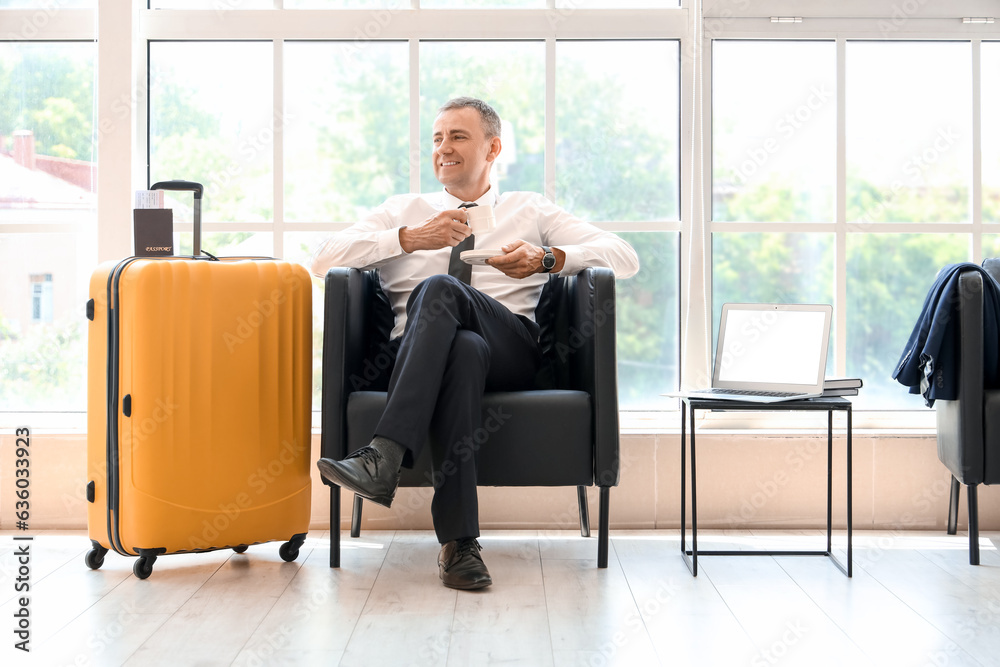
[85, 255, 312, 578]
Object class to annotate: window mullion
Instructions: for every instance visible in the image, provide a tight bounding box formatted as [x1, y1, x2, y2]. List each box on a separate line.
[97, 0, 134, 262]
[972, 38, 983, 262]
[410, 38, 420, 194]
[545, 37, 556, 202]
[273, 38, 284, 259]
[835, 37, 847, 378]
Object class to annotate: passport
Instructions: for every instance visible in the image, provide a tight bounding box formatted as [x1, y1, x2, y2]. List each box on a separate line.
[133, 208, 173, 256]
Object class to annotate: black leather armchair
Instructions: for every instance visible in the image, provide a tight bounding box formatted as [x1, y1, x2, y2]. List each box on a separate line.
[320, 267, 620, 568]
[935, 258, 1000, 565]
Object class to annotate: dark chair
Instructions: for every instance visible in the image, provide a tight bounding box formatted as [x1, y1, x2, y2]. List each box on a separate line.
[935, 258, 1000, 565]
[320, 266, 620, 568]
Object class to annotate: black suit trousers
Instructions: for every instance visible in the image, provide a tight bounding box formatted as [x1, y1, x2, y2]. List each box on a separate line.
[374, 274, 541, 544]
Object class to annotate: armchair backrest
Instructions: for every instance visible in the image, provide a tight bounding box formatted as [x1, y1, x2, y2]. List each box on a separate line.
[935, 260, 1000, 486]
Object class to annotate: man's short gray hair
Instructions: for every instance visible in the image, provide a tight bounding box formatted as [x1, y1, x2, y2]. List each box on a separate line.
[438, 97, 502, 140]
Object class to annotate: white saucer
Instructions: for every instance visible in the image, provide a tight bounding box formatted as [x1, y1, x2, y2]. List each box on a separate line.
[460, 249, 503, 265]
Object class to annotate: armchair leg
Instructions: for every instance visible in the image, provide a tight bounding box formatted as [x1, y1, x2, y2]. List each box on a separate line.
[597, 487, 610, 568]
[330, 485, 341, 568]
[969, 483, 980, 566]
[947, 475, 960, 536]
[351, 494, 364, 538]
[577, 486, 591, 538]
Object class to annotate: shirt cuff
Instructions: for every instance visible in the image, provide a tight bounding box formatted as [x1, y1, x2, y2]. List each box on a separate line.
[386, 227, 406, 256]
[553, 245, 584, 274]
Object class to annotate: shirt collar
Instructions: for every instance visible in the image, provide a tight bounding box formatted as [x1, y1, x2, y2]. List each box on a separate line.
[441, 187, 498, 209]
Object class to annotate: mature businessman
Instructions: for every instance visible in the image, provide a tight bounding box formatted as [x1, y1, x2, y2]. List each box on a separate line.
[312, 97, 639, 589]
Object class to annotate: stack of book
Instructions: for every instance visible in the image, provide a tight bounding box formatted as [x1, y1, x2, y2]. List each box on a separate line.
[823, 377, 863, 397]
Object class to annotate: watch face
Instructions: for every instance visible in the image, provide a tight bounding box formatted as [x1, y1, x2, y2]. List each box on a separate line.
[543, 253, 556, 270]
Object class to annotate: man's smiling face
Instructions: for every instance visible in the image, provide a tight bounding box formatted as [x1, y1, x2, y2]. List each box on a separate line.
[431, 106, 501, 201]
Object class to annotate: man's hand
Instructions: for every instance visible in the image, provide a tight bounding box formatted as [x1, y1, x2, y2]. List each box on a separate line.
[399, 209, 471, 253]
[488, 239, 565, 279]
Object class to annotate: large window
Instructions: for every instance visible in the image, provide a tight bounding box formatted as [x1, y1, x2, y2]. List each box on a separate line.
[147, 29, 683, 412]
[0, 40, 96, 412]
[7, 2, 996, 426]
[712, 37, 992, 411]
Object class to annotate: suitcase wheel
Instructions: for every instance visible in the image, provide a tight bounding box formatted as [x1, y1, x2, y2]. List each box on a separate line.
[278, 541, 299, 562]
[232, 545, 248, 554]
[85, 547, 107, 570]
[133, 555, 155, 580]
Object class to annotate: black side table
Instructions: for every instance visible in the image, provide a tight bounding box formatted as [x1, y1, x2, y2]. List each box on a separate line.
[680, 396, 853, 577]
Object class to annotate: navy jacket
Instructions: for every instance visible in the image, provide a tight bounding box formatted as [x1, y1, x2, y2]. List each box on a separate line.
[893, 263, 1000, 407]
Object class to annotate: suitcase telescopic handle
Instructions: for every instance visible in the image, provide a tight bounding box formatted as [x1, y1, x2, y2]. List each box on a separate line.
[150, 180, 204, 257]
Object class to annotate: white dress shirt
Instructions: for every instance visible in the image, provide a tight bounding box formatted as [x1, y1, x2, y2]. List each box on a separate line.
[311, 188, 640, 339]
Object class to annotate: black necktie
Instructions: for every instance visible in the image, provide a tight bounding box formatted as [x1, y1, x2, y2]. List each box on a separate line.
[448, 202, 476, 284]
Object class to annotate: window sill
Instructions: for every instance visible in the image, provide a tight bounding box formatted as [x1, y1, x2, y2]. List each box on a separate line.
[3, 409, 937, 437]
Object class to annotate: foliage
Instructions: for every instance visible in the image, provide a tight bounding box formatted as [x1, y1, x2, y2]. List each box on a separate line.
[0, 43, 95, 159]
[0, 317, 86, 411]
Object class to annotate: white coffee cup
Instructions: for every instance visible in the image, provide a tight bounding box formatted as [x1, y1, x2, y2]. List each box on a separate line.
[466, 204, 496, 234]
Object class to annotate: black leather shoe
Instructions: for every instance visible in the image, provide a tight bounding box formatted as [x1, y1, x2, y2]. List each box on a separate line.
[438, 538, 492, 590]
[317, 447, 400, 508]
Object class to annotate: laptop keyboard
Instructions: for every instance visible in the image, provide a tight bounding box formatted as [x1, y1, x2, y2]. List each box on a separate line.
[703, 388, 800, 397]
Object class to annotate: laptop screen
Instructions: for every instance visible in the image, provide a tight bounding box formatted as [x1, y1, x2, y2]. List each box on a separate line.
[714, 304, 832, 391]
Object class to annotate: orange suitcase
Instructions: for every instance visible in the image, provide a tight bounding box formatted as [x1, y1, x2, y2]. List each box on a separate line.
[84, 184, 312, 579]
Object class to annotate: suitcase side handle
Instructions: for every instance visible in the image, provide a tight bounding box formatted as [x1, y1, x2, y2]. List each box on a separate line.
[150, 180, 204, 256]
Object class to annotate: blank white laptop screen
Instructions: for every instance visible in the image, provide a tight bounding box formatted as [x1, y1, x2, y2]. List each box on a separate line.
[716, 308, 829, 387]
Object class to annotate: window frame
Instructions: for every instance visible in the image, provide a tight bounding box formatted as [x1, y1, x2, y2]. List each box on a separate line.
[697, 4, 995, 430]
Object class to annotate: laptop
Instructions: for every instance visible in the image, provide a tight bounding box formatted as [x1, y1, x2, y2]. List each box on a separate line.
[677, 303, 833, 403]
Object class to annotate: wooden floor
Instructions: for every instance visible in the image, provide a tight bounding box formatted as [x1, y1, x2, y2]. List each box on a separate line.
[2, 529, 1000, 666]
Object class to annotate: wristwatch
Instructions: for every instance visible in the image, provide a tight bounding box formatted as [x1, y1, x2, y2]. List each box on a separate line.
[541, 246, 556, 273]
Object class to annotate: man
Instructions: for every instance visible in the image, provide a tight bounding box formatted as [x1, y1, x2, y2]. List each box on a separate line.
[311, 97, 639, 590]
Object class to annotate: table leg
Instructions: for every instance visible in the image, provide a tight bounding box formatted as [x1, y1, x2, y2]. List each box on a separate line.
[827, 409, 833, 554]
[847, 405, 853, 577]
[680, 399, 687, 556]
[690, 402, 698, 576]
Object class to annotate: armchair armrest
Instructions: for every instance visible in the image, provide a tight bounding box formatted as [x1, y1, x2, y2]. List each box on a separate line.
[320, 268, 372, 460]
[936, 268, 985, 484]
[569, 267, 620, 486]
